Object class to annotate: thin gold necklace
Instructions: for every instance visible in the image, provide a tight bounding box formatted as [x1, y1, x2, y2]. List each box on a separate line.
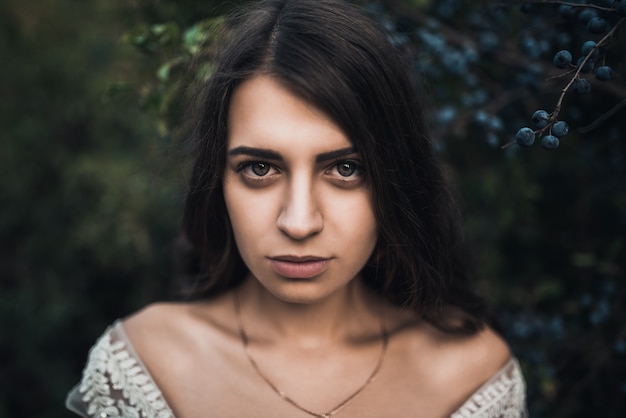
[233, 291, 388, 418]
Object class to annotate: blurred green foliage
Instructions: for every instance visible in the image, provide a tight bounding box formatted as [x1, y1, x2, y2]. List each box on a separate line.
[0, 0, 190, 415]
[1, 0, 624, 417]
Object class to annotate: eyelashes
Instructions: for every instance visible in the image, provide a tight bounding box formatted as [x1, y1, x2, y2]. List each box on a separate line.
[236, 161, 275, 177]
[233, 159, 366, 186]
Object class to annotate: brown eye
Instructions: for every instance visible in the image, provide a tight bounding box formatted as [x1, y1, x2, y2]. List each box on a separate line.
[337, 162, 357, 177]
[251, 163, 270, 176]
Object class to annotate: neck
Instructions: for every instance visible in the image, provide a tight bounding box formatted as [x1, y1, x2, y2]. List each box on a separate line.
[236, 275, 383, 346]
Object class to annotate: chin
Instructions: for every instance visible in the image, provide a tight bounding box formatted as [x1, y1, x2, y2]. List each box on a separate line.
[257, 277, 349, 305]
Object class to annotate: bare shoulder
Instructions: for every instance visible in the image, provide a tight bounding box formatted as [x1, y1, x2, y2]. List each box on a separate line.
[436, 325, 511, 377]
[123, 293, 235, 337]
[121, 292, 239, 369]
[417, 322, 512, 395]
[381, 308, 515, 415]
[118, 293, 243, 407]
[123, 301, 190, 334]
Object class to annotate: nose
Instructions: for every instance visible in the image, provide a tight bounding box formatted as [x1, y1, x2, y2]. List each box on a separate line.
[276, 176, 323, 240]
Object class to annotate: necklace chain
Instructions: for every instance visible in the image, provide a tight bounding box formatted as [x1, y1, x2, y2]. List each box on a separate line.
[233, 291, 388, 418]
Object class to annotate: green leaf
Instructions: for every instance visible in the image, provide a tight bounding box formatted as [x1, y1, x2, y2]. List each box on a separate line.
[150, 22, 180, 46]
[156, 56, 186, 82]
[157, 63, 170, 82]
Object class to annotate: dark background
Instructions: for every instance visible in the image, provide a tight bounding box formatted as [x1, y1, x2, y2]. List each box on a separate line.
[1, 0, 625, 416]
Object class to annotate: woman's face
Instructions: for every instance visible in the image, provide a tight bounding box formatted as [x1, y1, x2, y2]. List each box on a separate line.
[223, 75, 378, 304]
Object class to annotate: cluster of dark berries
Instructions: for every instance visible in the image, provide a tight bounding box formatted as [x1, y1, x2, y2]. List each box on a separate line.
[553, 38, 614, 94]
[510, 0, 625, 150]
[552, 2, 623, 94]
[516, 110, 569, 150]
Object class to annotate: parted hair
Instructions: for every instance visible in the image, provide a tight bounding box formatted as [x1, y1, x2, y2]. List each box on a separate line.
[180, 0, 486, 333]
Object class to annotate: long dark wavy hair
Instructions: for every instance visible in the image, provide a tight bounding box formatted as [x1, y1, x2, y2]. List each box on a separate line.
[180, 0, 486, 334]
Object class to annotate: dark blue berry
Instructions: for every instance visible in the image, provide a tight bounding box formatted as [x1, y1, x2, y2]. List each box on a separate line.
[577, 57, 594, 73]
[541, 135, 560, 150]
[478, 32, 499, 54]
[595, 66, 613, 80]
[531, 110, 550, 128]
[553, 50, 573, 68]
[588, 17, 608, 34]
[436, 106, 457, 125]
[489, 116, 504, 132]
[573, 78, 592, 94]
[618, 1, 626, 17]
[581, 40, 599, 58]
[516, 127, 536, 147]
[441, 50, 468, 74]
[520, 36, 541, 59]
[552, 121, 569, 137]
[578, 9, 599, 24]
[559, 5, 575, 18]
[474, 110, 489, 125]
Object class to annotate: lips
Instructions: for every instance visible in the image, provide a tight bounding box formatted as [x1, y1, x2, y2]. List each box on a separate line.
[268, 256, 331, 278]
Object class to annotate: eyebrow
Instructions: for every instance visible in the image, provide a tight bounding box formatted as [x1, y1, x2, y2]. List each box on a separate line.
[227, 146, 281, 161]
[227, 146, 357, 163]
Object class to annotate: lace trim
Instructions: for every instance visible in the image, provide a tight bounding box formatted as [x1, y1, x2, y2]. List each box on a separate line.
[451, 359, 527, 418]
[77, 325, 173, 418]
[71, 323, 526, 418]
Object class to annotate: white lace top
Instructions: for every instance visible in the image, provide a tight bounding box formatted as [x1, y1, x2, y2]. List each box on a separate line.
[66, 322, 527, 418]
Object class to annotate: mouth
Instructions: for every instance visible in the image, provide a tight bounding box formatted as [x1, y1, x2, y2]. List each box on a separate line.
[268, 255, 332, 278]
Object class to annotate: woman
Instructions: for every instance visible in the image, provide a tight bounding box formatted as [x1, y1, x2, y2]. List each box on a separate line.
[67, 0, 527, 416]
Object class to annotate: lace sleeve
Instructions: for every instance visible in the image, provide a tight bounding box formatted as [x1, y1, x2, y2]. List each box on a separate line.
[65, 321, 174, 418]
[451, 358, 527, 418]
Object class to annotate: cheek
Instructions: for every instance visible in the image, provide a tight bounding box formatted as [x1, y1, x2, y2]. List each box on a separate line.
[329, 190, 378, 250]
[357, 194, 378, 255]
[358, 210, 378, 256]
[223, 178, 277, 248]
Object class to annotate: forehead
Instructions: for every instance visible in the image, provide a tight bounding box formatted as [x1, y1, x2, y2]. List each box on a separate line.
[226, 76, 352, 153]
